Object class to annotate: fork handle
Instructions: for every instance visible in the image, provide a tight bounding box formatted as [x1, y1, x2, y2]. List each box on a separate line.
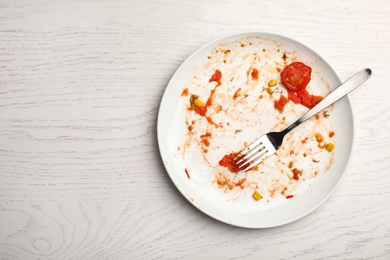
[283, 68, 372, 134]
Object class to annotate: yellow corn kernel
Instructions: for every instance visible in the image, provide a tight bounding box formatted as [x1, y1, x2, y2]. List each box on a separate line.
[252, 191, 262, 201]
[325, 143, 335, 152]
[193, 99, 204, 107]
[268, 79, 277, 87]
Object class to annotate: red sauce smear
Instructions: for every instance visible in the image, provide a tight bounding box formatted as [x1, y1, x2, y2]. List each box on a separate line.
[205, 115, 220, 128]
[251, 68, 259, 80]
[235, 178, 246, 189]
[200, 132, 212, 146]
[184, 168, 190, 179]
[209, 69, 222, 84]
[190, 69, 222, 117]
[292, 168, 301, 180]
[233, 88, 241, 100]
[219, 153, 241, 173]
[192, 104, 207, 117]
[274, 94, 288, 113]
[181, 88, 189, 96]
[288, 88, 323, 109]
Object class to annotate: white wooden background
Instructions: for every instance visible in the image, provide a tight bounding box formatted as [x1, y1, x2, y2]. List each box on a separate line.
[0, 0, 389, 259]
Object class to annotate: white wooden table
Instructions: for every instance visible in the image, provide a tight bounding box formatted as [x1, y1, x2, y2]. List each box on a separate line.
[1, 0, 389, 259]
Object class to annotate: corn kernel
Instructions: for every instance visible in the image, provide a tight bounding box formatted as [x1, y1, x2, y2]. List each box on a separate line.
[268, 79, 277, 87]
[252, 191, 262, 201]
[193, 99, 204, 107]
[326, 143, 335, 152]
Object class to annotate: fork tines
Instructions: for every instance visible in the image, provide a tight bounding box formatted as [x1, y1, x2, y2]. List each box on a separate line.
[235, 136, 276, 172]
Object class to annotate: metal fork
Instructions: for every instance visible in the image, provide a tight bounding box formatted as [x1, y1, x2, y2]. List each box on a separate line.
[235, 68, 372, 171]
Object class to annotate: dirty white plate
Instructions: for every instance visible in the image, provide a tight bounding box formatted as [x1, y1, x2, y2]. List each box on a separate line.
[157, 32, 354, 228]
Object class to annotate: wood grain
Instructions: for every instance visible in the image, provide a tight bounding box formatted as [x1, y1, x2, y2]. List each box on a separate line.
[0, 0, 389, 259]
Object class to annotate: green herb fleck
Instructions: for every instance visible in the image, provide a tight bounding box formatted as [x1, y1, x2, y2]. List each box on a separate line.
[190, 94, 198, 105]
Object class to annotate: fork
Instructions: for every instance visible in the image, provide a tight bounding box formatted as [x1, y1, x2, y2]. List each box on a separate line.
[235, 68, 372, 171]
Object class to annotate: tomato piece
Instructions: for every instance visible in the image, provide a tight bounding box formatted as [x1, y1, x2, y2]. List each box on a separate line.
[281, 62, 312, 91]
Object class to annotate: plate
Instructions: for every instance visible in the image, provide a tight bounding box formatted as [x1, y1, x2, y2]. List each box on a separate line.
[157, 32, 354, 228]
